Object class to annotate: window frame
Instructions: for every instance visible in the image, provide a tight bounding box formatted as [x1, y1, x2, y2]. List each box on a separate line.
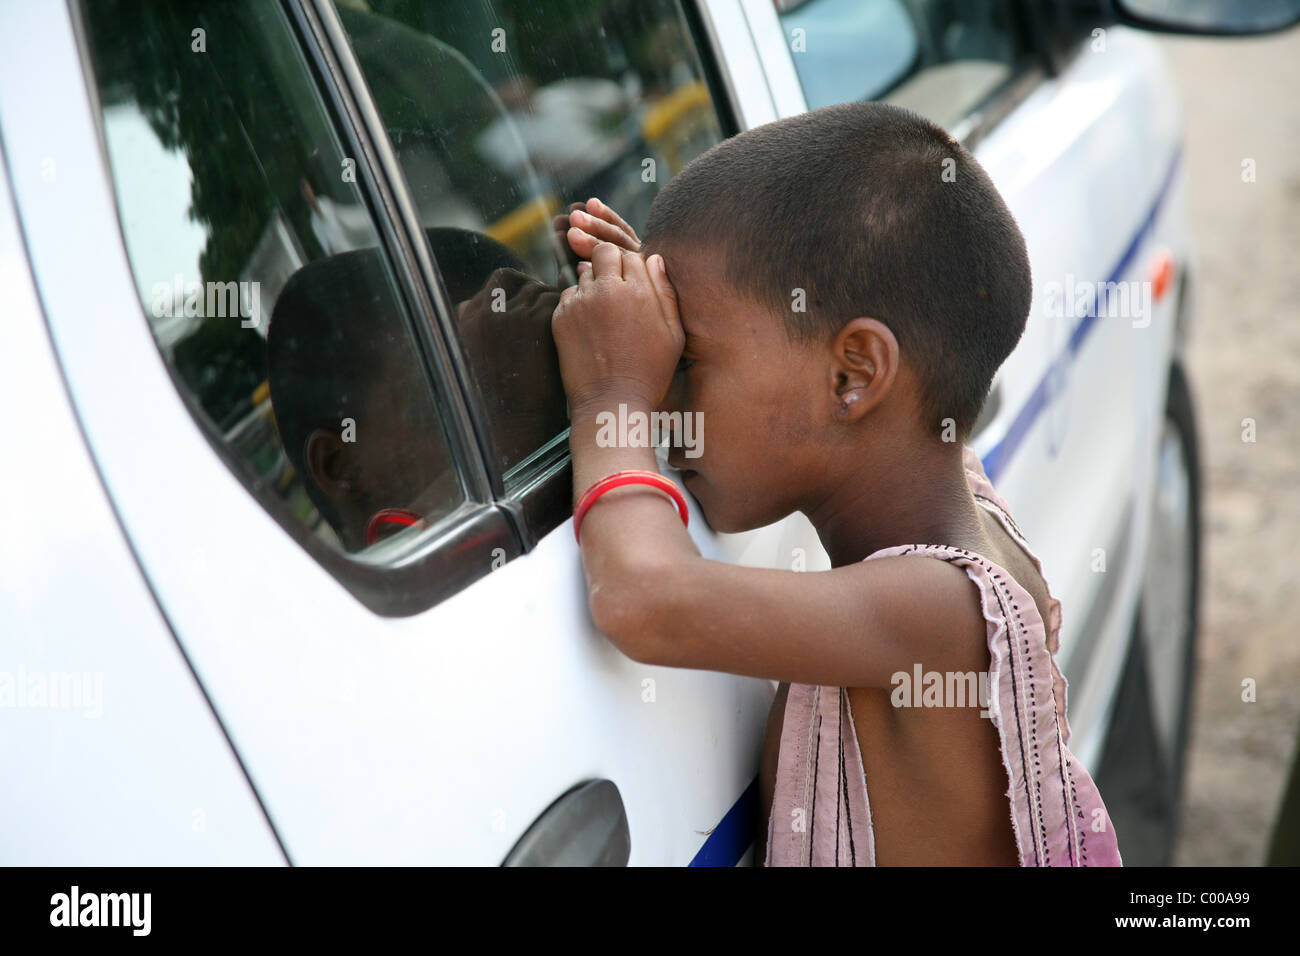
[70, 0, 524, 617]
[947, 4, 1049, 152]
[1036, 0, 1111, 76]
[309, 0, 746, 550]
[308, 0, 566, 548]
[748, 0, 1053, 150]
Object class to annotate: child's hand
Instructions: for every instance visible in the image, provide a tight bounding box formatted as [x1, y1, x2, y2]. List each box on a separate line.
[551, 243, 681, 415]
[554, 197, 641, 261]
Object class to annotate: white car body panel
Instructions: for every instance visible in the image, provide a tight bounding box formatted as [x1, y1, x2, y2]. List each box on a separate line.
[699, 0, 782, 129]
[0, 131, 283, 866]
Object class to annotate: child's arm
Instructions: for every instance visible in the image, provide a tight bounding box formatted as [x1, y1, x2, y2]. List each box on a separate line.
[552, 243, 986, 688]
[576, 477, 986, 686]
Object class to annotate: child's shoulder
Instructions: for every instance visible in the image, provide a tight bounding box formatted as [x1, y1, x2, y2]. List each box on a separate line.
[958, 445, 1062, 641]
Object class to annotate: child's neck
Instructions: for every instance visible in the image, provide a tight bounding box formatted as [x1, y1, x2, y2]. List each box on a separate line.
[805, 442, 986, 568]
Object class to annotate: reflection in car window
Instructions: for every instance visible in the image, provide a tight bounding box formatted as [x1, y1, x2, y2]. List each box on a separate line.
[777, 0, 1030, 131]
[81, 0, 465, 555]
[333, 0, 726, 485]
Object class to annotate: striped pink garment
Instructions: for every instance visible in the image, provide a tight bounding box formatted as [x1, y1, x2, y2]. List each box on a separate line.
[764, 446, 1123, 866]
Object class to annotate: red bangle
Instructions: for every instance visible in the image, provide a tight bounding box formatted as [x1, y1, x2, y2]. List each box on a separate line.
[364, 507, 425, 546]
[573, 470, 689, 544]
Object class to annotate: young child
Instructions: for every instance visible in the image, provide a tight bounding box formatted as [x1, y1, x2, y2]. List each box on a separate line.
[551, 102, 1123, 867]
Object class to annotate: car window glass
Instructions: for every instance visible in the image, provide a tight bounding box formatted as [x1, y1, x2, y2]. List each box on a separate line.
[332, 0, 726, 486]
[777, 0, 1031, 130]
[81, 0, 466, 556]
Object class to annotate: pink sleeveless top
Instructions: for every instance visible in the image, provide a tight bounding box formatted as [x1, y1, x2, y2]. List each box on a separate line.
[764, 446, 1123, 866]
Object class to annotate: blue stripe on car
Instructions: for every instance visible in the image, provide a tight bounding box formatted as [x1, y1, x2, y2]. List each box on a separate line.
[689, 776, 758, 866]
[983, 146, 1182, 484]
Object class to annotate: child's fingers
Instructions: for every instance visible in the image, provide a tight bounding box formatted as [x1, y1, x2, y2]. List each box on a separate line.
[624, 252, 680, 336]
[619, 247, 649, 281]
[585, 197, 640, 243]
[566, 225, 599, 260]
[620, 251, 662, 317]
[571, 208, 640, 252]
[645, 254, 680, 326]
[589, 240, 625, 281]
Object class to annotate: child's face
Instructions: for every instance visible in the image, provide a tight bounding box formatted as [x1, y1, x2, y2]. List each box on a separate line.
[658, 247, 832, 533]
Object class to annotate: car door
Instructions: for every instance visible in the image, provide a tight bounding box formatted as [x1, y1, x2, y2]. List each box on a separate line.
[740, 0, 1188, 769]
[7, 0, 818, 865]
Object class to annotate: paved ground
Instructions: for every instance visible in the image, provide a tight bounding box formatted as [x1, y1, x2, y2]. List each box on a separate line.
[1155, 28, 1300, 866]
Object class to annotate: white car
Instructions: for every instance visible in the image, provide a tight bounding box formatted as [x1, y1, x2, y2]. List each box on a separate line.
[2, 0, 1293, 866]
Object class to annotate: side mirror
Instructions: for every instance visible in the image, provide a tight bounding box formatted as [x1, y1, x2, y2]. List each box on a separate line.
[1111, 0, 1300, 35]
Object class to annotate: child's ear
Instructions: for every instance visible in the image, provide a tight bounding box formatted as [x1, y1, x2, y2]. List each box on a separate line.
[305, 427, 361, 501]
[828, 317, 899, 422]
